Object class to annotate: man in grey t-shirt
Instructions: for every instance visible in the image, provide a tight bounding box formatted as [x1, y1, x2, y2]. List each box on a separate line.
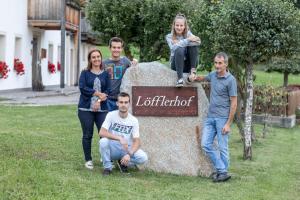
[194, 52, 237, 182]
[103, 37, 138, 111]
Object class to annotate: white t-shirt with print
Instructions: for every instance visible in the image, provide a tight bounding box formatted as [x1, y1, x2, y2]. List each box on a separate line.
[102, 110, 139, 144]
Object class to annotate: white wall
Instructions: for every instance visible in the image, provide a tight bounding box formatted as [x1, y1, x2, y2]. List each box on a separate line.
[0, 0, 32, 90]
[0, 0, 97, 90]
[79, 43, 96, 71]
[40, 31, 61, 86]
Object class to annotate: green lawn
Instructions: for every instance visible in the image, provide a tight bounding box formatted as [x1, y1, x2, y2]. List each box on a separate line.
[253, 70, 299, 86]
[99, 46, 111, 60]
[0, 105, 299, 199]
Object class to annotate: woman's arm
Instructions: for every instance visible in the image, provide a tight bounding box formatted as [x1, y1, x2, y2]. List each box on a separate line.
[79, 70, 96, 97]
[166, 33, 190, 52]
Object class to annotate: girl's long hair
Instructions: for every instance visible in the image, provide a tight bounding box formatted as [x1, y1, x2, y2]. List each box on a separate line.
[86, 49, 103, 70]
[171, 13, 189, 41]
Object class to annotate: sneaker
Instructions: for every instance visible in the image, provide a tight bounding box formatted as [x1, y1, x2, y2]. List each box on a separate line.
[102, 168, 112, 176]
[116, 160, 129, 173]
[213, 172, 231, 182]
[84, 160, 94, 170]
[176, 79, 184, 88]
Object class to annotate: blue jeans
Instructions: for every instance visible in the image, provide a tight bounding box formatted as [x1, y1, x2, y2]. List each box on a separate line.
[201, 117, 229, 173]
[99, 138, 148, 170]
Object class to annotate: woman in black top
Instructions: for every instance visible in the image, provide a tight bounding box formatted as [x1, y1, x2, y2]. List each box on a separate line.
[78, 49, 111, 169]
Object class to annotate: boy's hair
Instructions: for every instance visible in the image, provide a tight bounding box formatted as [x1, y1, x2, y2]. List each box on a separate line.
[117, 92, 130, 102]
[109, 37, 124, 48]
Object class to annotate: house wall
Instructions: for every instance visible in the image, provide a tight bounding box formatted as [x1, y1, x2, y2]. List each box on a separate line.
[0, 0, 96, 91]
[0, 0, 32, 90]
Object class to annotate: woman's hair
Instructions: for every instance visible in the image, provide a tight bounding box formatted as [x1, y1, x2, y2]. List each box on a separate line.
[86, 49, 103, 70]
[171, 13, 189, 41]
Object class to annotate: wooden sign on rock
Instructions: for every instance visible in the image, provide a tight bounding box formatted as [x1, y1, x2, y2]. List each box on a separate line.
[132, 86, 198, 116]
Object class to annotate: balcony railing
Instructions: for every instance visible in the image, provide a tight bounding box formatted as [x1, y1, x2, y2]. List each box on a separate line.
[28, 0, 80, 31]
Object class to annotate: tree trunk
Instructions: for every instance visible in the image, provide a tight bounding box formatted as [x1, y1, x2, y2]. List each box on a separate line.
[235, 94, 244, 140]
[283, 71, 289, 87]
[139, 43, 146, 62]
[31, 37, 44, 91]
[243, 62, 254, 160]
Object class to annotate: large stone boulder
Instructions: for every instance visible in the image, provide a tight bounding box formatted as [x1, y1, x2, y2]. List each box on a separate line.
[120, 62, 213, 176]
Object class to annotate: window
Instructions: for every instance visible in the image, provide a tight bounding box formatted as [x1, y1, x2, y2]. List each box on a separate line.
[14, 37, 22, 59]
[0, 34, 6, 61]
[48, 43, 54, 63]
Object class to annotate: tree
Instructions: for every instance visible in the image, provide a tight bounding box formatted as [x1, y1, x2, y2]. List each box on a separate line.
[186, 0, 216, 71]
[86, 0, 215, 62]
[86, 0, 190, 61]
[211, 0, 300, 159]
[139, 0, 187, 61]
[86, 0, 142, 59]
[266, 57, 300, 87]
[292, 0, 300, 8]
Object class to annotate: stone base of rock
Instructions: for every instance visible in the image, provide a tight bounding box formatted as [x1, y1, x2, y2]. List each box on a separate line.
[120, 62, 213, 177]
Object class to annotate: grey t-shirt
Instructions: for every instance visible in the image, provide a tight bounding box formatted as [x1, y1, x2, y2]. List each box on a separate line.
[103, 57, 131, 99]
[205, 71, 237, 118]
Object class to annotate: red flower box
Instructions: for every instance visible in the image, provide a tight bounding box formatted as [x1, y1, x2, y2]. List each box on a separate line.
[48, 61, 56, 73]
[0, 61, 10, 79]
[14, 58, 25, 75]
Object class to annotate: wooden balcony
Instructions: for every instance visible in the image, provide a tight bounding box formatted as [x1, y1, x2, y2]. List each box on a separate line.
[28, 0, 80, 31]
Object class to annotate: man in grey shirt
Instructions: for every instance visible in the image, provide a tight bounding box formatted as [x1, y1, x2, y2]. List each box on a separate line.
[194, 52, 237, 182]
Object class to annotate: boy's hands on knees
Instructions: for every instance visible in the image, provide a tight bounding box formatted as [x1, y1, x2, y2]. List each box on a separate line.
[121, 154, 130, 166]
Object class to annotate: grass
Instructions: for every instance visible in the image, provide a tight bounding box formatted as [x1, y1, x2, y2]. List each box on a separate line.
[99, 46, 111, 60]
[253, 70, 299, 86]
[0, 97, 10, 101]
[0, 105, 300, 199]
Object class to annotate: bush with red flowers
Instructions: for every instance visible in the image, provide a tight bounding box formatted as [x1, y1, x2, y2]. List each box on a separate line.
[14, 58, 25, 75]
[57, 62, 61, 71]
[0, 61, 10, 79]
[48, 61, 56, 73]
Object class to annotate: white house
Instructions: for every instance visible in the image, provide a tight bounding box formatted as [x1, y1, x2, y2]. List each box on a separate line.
[0, 0, 98, 91]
